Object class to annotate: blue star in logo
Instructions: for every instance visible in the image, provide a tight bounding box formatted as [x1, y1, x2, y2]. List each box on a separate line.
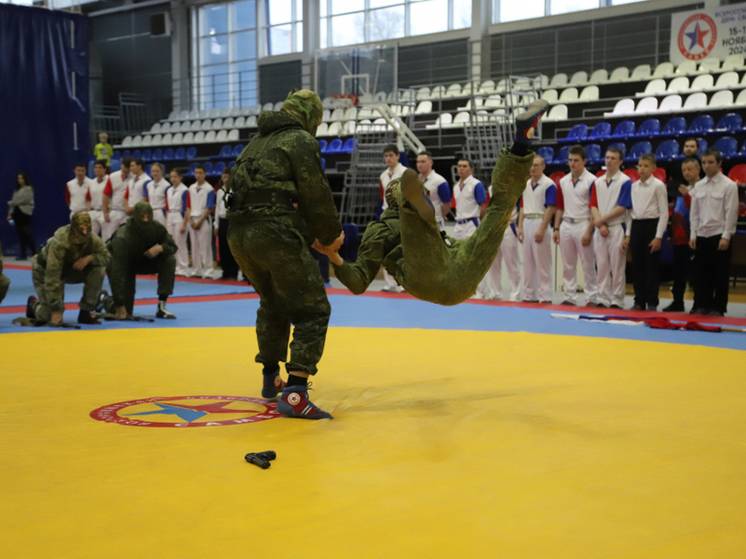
[685, 22, 709, 51]
[127, 402, 207, 422]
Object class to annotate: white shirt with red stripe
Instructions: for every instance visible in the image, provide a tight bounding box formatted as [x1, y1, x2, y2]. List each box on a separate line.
[127, 173, 151, 207]
[453, 175, 485, 220]
[89, 175, 108, 211]
[557, 169, 595, 220]
[590, 171, 633, 226]
[145, 178, 170, 210]
[379, 163, 407, 211]
[165, 183, 189, 224]
[66, 177, 93, 213]
[520, 174, 556, 215]
[187, 181, 216, 218]
[104, 170, 130, 212]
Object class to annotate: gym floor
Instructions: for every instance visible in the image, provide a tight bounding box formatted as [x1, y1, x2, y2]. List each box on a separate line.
[1, 261, 745, 558]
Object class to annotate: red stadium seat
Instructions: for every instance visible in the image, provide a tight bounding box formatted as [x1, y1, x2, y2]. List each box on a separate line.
[623, 168, 640, 182]
[727, 164, 746, 186]
[549, 170, 565, 186]
[653, 167, 667, 182]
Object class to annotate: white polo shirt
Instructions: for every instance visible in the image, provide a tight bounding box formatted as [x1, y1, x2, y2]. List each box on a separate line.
[187, 181, 216, 218]
[521, 174, 556, 216]
[690, 172, 739, 240]
[104, 170, 130, 212]
[89, 175, 108, 211]
[590, 171, 633, 227]
[66, 177, 93, 213]
[421, 170, 451, 227]
[165, 183, 188, 222]
[557, 169, 595, 220]
[380, 163, 407, 211]
[454, 175, 486, 221]
[127, 173, 151, 207]
[145, 178, 170, 210]
[629, 175, 669, 239]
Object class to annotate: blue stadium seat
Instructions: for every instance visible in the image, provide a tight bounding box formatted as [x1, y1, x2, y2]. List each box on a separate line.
[186, 163, 197, 176]
[536, 146, 554, 162]
[232, 144, 244, 157]
[624, 141, 652, 163]
[109, 159, 121, 172]
[561, 123, 588, 143]
[712, 136, 738, 157]
[213, 161, 226, 175]
[341, 137, 357, 154]
[87, 160, 96, 176]
[553, 145, 570, 165]
[151, 148, 163, 162]
[610, 120, 635, 139]
[318, 139, 328, 153]
[588, 121, 612, 141]
[741, 140, 746, 156]
[687, 114, 714, 133]
[697, 138, 708, 155]
[202, 161, 214, 175]
[132, 150, 142, 160]
[173, 147, 185, 160]
[715, 112, 743, 133]
[661, 116, 686, 136]
[219, 145, 233, 158]
[655, 139, 680, 162]
[608, 142, 627, 158]
[585, 143, 602, 164]
[121, 150, 132, 159]
[141, 149, 152, 161]
[635, 118, 660, 137]
[326, 138, 343, 154]
[162, 148, 174, 161]
[185, 146, 197, 160]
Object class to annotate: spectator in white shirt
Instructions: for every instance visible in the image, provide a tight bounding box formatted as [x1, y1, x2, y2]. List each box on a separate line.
[626, 154, 668, 311]
[416, 150, 451, 231]
[379, 144, 407, 292]
[145, 162, 170, 226]
[184, 164, 217, 278]
[165, 168, 190, 276]
[126, 158, 151, 214]
[689, 149, 739, 316]
[66, 163, 92, 219]
[89, 160, 109, 237]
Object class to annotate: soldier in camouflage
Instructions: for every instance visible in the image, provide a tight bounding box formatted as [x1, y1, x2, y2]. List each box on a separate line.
[228, 89, 344, 420]
[315, 100, 549, 306]
[0, 240, 10, 304]
[107, 201, 178, 319]
[26, 212, 110, 325]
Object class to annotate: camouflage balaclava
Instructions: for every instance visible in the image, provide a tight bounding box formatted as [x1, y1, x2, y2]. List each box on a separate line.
[70, 212, 92, 246]
[281, 89, 324, 135]
[132, 201, 159, 237]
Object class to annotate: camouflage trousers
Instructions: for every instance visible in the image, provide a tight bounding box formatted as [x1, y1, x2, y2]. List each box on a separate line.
[31, 261, 106, 322]
[228, 219, 331, 375]
[108, 253, 176, 314]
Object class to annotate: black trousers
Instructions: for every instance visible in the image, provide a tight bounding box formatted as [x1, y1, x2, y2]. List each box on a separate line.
[671, 244, 692, 304]
[693, 234, 732, 313]
[631, 219, 661, 307]
[218, 219, 239, 278]
[13, 209, 36, 259]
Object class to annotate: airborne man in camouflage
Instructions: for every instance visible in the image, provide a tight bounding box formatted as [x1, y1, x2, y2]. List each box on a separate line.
[316, 100, 549, 306]
[228, 89, 343, 420]
[107, 201, 178, 320]
[26, 212, 110, 325]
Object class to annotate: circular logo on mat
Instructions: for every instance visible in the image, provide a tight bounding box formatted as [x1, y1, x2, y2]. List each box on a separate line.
[90, 395, 280, 428]
[677, 13, 717, 61]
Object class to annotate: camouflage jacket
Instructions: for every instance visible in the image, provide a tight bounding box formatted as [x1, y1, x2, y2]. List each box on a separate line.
[229, 111, 342, 246]
[37, 225, 110, 311]
[107, 218, 177, 259]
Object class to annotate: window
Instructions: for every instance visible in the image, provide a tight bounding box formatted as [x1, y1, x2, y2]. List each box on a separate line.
[498, 0, 544, 23]
[263, 0, 303, 55]
[550, 0, 600, 15]
[194, 0, 258, 109]
[319, 0, 471, 49]
[493, 0, 651, 23]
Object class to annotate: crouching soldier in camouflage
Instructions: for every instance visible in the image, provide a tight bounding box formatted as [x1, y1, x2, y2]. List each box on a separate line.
[26, 212, 109, 325]
[228, 89, 344, 420]
[107, 201, 177, 319]
[0, 241, 10, 304]
[316, 100, 549, 306]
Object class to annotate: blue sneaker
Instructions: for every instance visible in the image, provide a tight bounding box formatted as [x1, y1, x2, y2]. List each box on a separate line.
[277, 386, 333, 420]
[262, 372, 285, 399]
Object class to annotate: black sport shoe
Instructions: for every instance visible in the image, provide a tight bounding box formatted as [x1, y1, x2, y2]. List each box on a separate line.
[261, 372, 285, 399]
[662, 302, 684, 312]
[156, 301, 176, 319]
[77, 309, 101, 325]
[277, 386, 333, 420]
[26, 295, 38, 319]
[515, 99, 550, 142]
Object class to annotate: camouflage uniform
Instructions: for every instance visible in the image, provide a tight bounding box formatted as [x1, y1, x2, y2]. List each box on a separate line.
[228, 89, 342, 375]
[31, 213, 110, 322]
[334, 149, 534, 305]
[107, 202, 177, 315]
[0, 240, 10, 304]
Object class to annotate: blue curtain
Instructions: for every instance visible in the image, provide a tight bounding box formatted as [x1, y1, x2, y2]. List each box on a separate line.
[0, 5, 89, 255]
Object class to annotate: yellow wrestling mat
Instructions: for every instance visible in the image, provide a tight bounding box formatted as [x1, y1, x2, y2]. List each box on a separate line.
[1, 327, 745, 558]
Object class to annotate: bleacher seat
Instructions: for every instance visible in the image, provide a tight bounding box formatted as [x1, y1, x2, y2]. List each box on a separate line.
[122, 136, 133, 147]
[330, 108, 345, 121]
[727, 164, 746, 185]
[318, 139, 328, 153]
[561, 123, 588, 143]
[553, 145, 570, 165]
[610, 98, 634, 115]
[714, 71, 739, 90]
[185, 146, 197, 160]
[205, 130, 216, 143]
[162, 148, 174, 161]
[234, 116, 245, 128]
[151, 134, 163, 146]
[426, 113, 452, 129]
[655, 139, 680, 162]
[478, 80, 495, 94]
[722, 54, 745, 71]
[416, 86, 430, 100]
[315, 122, 329, 137]
[327, 122, 342, 136]
[709, 90, 733, 108]
[608, 142, 627, 157]
[194, 131, 205, 143]
[173, 147, 185, 160]
[262, 102, 273, 112]
[536, 146, 554, 162]
[736, 89, 746, 105]
[625, 141, 652, 162]
[690, 74, 714, 90]
[688, 114, 714, 133]
[219, 145, 232, 158]
[343, 121, 356, 135]
[588, 121, 612, 141]
[659, 94, 683, 112]
[569, 71, 588, 86]
[171, 133, 183, 145]
[545, 104, 567, 121]
[676, 60, 697, 75]
[559, 87, 579, 102]
[150, 122, 162, 133]
[151, 148, 163, 161]
[246, 115, 257, 127]
[216, 130, 228, 142]
[698, 57, 720, 73]
[588, 69, 608, 84]
[484, 95, 503, 108]
[160, 122, 171, 133]
[579, 85, 599, 102]
[213, 162, 226, 176]
[541, 89, 558, 103]
[534, 74, 549, 88]
[430, 85, 446, 99]
[715, 112, 743, 132]
[713, 136, 738, 157]
[643, 79, 666, 95]
[161, 133, 173, 145]
[450, 111, 471, 126]
[667, 76, 690, 93]
[585, 143, 602, 164]
[227, 129, 239, 142]
[341, 138, 357, 154]
[683, 92, 707, 110]
[549, 73, 568, 88]
[635, 118, 660, 137]
[661, 116, 686, 136]
[635, 96, 658, 113]
[232, 144, 244, 157]
[445, 83, 462, 97]
[653, 62, 674, 78]
[415, 101, 432, 114]
[611, 120, 636, 139]
[609, 66, 630, 82]
[630, 64, 651, 81]
[326, 138, 343, 154]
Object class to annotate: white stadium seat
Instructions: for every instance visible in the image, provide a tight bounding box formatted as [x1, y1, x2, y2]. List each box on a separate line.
[714, 71, 739, 90]
[416, 86, 430, 100]
[451, 111, 470, 126]
[629, 64, 651, 81]
[330, 108, 345, 121]
[430, 85, 446, 99]
[343, 120, 356, 135]
[736, 89, 746, 105]
[635, 96, 658, 114]
[579, 85, 599, 101]
[246, 116, 257, 127]
[667, 76, 690, 93]
[151, 134, 162, 146]
[262, 102, 273, 112]
[478, 80, 495, 94]
[315, 122, 328, 137]
[709, 90, 733, 108]
[426, 113, 452, 129]
[534, 74, 549, 89]
[483, 95, 503, 109]
[643, 79, 666, 95]
[182, 132, 194, 144]
[569, 71, 588, 86]
[150, 122, 162, 133]
[322, 109, 331, 122]
[588, 69, 608, 84]
[193, 131, 205, 143]
[722, 54, 745, 71]
[690, 74, 714, 91]
[234, 116, 245, 128]
[659, 94, 682, 112]
[161, 133, 172, 145]
[682, 92, 706, 110]
[171, 132, 183, 144]
[160, 122, 171, 133]
[415, 100, 432, 114]
[200, 119, 211, 130]
[609, 66, 630, 82]
[223, 117, 234, 128]
[559, 87, 579, 102]
[327, 121, 342, 136]
[142, 135, 153, 146]
[610, 98, 634, 115]
[544, 104, 567, 121]
[652, 62, 674, 78]
[228, 129, 239, 141]
[204, 130, 216, 143]
[549, 73, 568, 88]
[698, 57, 720, 73]
[122, 136, 133, 147]
[343, 107, 357, 120]
[216, 130, 228, 142]
[540, 89, 558, 103]
[676, 60, 697, 75]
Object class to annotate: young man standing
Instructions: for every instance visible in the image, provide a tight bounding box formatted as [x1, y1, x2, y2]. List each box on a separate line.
[89, 160, 109, 237]
[689, 150, 739, 316]
[379, 144, 407, 292]
[215, 169, 239, 279]
[590, 147, 633, 309]
[553, 145, 599, 307]
[185, 164, 216, 278]
[102, 157, 132, 242]
[65, 163, 92, 220]
[627, 154, 668, 311]
[416, 151, 451, 231]
[145, 162, 170, 226]
[126, 159, 151, 214]
[518, 154, 556, 303]
[165, 168, 190, 276]
[452, 158, 487, 240]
